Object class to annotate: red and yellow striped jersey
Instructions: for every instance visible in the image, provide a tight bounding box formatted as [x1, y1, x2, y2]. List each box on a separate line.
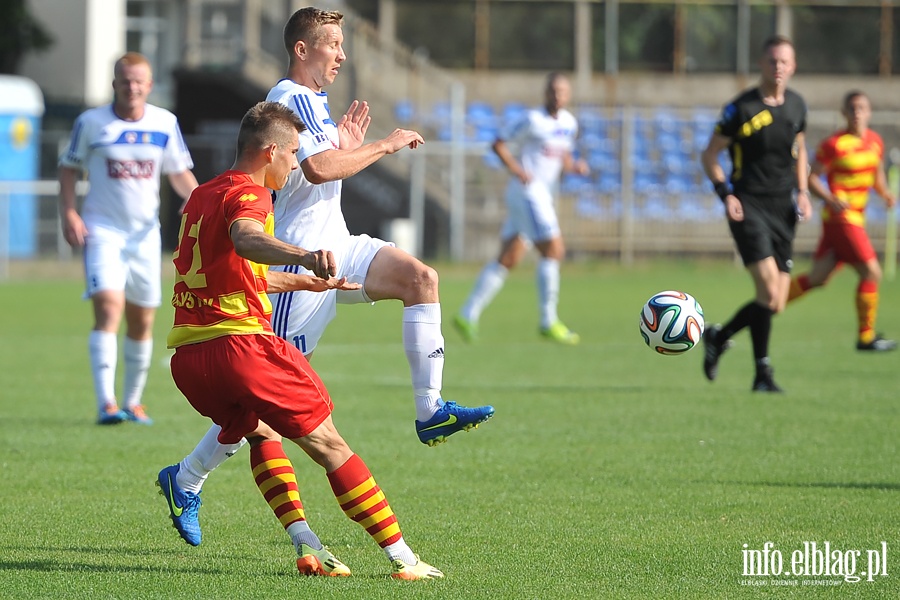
[815, 129, 884, 226]
[167, 170, 275, 348]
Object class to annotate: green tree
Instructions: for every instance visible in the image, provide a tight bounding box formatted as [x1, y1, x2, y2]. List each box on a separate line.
[0, 0, 53, 74]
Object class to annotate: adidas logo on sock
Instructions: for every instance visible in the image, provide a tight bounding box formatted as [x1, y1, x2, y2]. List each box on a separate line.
[427, 348, 445, 359]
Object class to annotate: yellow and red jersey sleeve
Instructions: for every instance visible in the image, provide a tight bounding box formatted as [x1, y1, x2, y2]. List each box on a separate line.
[816, 129, 884, 226]
[167, 171, 277, 348]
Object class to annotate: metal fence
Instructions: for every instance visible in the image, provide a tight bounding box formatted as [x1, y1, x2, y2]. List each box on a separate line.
[8, 106, 897, 280]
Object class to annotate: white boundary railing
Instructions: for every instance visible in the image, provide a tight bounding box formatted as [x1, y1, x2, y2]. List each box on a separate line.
[0, 180, 88, 280]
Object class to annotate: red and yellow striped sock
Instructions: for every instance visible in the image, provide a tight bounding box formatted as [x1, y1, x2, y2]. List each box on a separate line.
[250, 441, 305, 529]
[327, 454, 402, 548]
[856, 279, 879, 344]
[787, 274, 811, 303]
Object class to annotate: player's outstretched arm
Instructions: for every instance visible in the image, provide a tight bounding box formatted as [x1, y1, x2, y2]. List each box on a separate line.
[301, 128, 424, 184]
[230, 219, 336, 279]
[266, 272, 362, 294]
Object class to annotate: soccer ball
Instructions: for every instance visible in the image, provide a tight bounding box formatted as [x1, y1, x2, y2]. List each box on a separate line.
[639, 290, 705, 355]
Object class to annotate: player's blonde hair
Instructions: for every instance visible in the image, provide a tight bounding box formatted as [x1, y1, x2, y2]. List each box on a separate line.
[114, 52, 152, 79]
[236, 101, 306, 156]
[283, 7, 343, 59]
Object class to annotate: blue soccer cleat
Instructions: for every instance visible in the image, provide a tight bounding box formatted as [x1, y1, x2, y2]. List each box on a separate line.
[97, 403, 127, 425]
[156, 464, 202, 546]
[124, 404, 153, 425]
[415, 399, 494, 447]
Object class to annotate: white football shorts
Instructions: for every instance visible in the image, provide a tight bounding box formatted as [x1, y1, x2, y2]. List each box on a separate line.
[500, 180, 560, 243]
[269, 233, 392, 355]
[82, 222, 161, 307]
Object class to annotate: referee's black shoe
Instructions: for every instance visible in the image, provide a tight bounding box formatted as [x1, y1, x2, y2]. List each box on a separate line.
[752, 365, 783, 393]
[702, 324, 733, 381]
[856, 335, 897, 352]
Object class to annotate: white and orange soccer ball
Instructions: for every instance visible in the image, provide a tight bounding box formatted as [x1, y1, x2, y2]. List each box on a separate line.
[639, 290, 704, 355]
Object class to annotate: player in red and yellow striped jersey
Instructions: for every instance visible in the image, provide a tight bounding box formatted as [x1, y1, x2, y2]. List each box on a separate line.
[787, 91, 897, 351]
[164, 101, 443, 579]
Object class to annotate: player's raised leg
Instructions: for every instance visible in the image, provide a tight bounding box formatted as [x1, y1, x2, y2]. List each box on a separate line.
[365, 246, 494, 446]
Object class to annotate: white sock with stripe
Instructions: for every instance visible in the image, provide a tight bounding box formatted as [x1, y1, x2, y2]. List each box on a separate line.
[122, 337, 152, 409]
[537, 258, 560, 329]
[89, 330, 117, 411]
[402, 303, 444, 421]
[177, 424, 247, 494]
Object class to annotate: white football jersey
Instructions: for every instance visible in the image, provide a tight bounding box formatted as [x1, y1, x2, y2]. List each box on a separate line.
[59, 104, 193, 232]
[266, 79, 349, 249]
[499, 107, 579, 188]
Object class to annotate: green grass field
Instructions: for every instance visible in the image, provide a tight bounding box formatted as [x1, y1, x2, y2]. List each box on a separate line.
[1, 258, 898, 599]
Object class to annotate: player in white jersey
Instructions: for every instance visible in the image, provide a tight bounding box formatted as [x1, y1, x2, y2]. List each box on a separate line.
[156, 8, 494, 550]
[455, 73, 588, 344]
[59, 52, 197, 426]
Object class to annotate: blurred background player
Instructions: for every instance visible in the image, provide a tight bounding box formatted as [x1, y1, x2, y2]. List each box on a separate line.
[157, 6, 494, 548]
[700, 36, 812, 392]
[454, 72, 588, 345]
[163, 100, 442, 579]
[787, 91, 897, 352]
[58, 52, 197, 425]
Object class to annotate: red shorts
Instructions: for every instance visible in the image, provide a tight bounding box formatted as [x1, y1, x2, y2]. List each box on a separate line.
[814, 222, 876, 264]
[170, 334, 333, 444]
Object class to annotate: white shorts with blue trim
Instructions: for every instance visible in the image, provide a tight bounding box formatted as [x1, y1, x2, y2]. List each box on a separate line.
[82, 222, 161, 308]
[500, 180, 560, 243]
[269, 233, 392, 355]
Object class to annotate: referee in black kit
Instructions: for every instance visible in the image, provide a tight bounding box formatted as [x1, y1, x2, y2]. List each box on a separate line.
[700, 35, 812, 393]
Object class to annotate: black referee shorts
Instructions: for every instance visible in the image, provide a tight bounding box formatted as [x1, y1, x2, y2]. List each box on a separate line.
[728, 191, 798, 273]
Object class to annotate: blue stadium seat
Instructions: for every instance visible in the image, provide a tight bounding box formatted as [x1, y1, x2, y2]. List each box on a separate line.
[587, 150, 619, 174]
[680, 197, 718, 222]
[661, 153, 685, 177]
[596, 172, 621, 194]
[634, 172, 663, 195]
[581, 130, 605, 151]
[638, 195, 673, 219]
[664, 175, 690, 195]
[576, 193, 621, 220]
[501, 102, 528, 124]
[473, 126, 498, 143]
[467, 102, 497, 128]
[562, 173, 593, 194]
[653, 108, 678, 135]
[429, 101, 452, 129]
[394, 100, 415, 125]
[577, 106, 608, 137]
